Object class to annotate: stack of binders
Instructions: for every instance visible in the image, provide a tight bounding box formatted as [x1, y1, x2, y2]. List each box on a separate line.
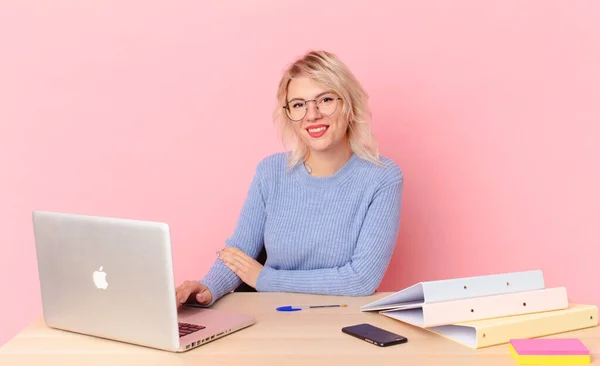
[509, 338, 591, 364]
[361, 270, 598, 349]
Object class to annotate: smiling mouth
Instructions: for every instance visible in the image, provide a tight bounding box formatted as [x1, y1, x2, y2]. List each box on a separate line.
[306, 125, 329, 138]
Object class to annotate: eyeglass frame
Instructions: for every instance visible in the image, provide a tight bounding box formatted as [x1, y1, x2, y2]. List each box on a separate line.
[282, 93, 343, 122]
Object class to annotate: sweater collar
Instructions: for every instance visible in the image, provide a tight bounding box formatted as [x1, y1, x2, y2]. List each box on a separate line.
[292, 152, 361, 189]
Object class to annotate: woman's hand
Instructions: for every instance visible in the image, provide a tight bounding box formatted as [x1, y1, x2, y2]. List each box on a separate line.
[175, 280, 212, 307]
[218, 247, 263, 289]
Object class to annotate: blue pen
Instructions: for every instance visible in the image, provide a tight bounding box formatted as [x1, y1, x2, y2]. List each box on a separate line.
[276, 304, 348, 312]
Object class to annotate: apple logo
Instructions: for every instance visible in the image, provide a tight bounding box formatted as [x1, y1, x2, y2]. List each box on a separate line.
[93, 266, 108, 289]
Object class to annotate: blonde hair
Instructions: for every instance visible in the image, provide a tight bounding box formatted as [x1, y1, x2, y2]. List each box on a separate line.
[273, 50, 380, 168]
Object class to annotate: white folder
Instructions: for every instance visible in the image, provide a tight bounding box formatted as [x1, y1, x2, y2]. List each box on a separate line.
[379, 287, 568, 327]
[361, 269, 545, 312]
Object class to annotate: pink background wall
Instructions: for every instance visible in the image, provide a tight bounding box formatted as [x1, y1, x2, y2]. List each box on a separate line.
[1, 1, 598, 346]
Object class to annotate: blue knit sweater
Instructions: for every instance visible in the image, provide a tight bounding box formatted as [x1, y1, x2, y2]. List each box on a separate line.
[199, 152, 403, 305]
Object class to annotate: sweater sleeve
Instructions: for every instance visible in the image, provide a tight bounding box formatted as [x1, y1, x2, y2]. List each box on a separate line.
[198, 163, 267, 305]
[255, 176, 403, 296]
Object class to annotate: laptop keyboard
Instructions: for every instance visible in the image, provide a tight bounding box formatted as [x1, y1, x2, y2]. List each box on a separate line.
[179, 322, 205, 338]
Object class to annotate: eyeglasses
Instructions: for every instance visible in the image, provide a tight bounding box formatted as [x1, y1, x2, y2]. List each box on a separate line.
[283, 93, 342, 122]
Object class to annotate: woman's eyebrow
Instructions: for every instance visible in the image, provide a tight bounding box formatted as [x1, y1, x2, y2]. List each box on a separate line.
[288, 91, 335, 102]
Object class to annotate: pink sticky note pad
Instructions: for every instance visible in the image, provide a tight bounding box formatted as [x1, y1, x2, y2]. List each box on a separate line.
[510, 338, 589, 355]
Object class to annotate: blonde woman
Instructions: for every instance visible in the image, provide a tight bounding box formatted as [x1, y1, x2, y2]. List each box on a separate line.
[176, 50, 404, 306]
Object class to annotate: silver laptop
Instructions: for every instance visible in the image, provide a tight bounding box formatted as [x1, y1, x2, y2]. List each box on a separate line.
[31, 210, 255, 352]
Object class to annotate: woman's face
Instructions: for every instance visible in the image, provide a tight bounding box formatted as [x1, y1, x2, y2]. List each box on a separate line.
[286, 76, 348, 154]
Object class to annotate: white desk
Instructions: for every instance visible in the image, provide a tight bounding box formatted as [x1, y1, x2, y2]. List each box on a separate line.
[1, 292, 599, 365]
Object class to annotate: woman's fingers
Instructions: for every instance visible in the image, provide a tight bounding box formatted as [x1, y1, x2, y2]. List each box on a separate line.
[219, 250, 249, 271]
[221, 247, 254, 265]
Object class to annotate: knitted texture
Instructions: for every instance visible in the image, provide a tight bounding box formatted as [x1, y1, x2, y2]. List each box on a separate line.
[200, 152, 403, 305]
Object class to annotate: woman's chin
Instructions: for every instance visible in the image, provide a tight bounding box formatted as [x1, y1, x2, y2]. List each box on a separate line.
[305, 141, 333, 152]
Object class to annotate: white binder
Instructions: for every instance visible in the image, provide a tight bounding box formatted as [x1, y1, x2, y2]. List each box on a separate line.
[361, 269, 545, 312]
[378, 287, 568, 327]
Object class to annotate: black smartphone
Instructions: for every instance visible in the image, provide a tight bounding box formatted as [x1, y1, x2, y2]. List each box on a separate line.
[342, 323, 407, 347]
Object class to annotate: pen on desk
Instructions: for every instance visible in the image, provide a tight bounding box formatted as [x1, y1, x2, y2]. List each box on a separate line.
[308, 304, 348, 309]
[276, 304, 348, 311]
